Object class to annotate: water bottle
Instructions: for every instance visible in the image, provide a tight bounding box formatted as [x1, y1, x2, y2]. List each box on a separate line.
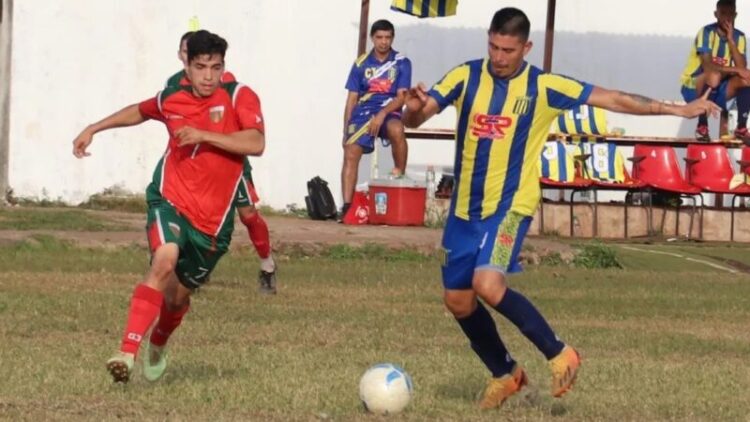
[426, 166, 436, 200]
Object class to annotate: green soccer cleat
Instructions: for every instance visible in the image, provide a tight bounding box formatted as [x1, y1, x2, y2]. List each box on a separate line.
[106, 352, 135, 384]
[143, 342, 168, 382]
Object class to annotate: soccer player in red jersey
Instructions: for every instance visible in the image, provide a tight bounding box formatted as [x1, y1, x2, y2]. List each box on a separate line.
[72, 30, 265, 383]
[167, 31, 278, 294]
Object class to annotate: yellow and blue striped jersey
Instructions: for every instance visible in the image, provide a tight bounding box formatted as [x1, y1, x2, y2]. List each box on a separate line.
[551, 105, 608, 135]
[575, 140, 625, 182]
[391, 0, 457, 18]
[539, 141, 575, 182]
[681, 23, 746, 88]
[428, 59, 593, 220]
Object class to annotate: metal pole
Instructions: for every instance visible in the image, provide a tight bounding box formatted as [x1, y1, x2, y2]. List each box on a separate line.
[358, 0, 370, 56]
[0, 0, 13, 205]
[543, 0, 556, 73]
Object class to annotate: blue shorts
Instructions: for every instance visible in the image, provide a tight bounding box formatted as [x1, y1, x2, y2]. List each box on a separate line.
[681, 79, 730, 110]
[345, 109, 401, 154]
[441, 210, 532, 290]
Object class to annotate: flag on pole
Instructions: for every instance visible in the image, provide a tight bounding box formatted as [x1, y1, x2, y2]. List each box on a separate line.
[391, 0, 458, 18]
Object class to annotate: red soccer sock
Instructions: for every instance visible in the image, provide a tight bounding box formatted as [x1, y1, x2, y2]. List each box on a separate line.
[119, 284, 163, 355]
[240, 211, 271, 259]
[149, 302, 190, 347]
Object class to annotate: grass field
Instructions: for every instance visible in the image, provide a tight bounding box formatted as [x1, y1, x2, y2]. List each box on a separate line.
[1, 214, 750, 420]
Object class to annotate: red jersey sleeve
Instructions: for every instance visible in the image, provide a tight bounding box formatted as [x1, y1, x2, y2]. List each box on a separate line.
[138, 95, 164, 122]
[221, 70, 237, 83]
[234, 86, 265, 133]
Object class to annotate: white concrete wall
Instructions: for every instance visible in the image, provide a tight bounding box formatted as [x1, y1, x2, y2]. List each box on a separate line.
[7, 0, 748, 208]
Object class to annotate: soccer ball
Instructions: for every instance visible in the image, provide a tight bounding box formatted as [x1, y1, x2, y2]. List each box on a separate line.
[358, 363, 413, 415]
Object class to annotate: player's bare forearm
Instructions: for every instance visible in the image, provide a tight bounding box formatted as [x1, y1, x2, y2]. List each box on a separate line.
[86, 104, 146, 135]
[378, 91, 407, 116]
[587, 86, 718, 118]
[202, 129, 265, 156]
[587, 87, 673, 115]
[402, 96, 439, 128]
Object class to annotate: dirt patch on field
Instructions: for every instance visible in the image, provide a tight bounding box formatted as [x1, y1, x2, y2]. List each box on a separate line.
[0, 210, 574, 257]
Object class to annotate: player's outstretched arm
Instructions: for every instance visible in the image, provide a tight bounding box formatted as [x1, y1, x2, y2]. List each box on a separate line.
[402, 83, 440, 128]
[586, 86, 721, 119]
[72, 104, 146, 158]
[175, 127, 265, 156]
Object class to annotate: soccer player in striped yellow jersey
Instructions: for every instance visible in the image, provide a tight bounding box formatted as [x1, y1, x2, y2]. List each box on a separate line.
[680, 0, 750, 143]
[403, 7, 719, 409]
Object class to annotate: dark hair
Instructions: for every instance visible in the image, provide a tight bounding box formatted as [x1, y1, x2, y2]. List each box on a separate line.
[187, 30, 228, 63]
[370, 19, 395, 36]
[489, 7, 531, 41]
[716, 0, 736, 9]
[180, 31, 195, 47]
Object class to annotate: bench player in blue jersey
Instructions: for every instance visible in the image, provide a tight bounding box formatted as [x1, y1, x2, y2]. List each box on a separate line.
[403, 7, 719, 409]
[341, 19, 412, 219]
[681, 0, 750, 143]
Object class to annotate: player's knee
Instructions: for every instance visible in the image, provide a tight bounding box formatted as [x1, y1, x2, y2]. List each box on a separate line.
[705, 71, 722, 88]
[148, 245, 178, 282]
[443, 293, 475, 318]
[164, 292, 190, 311]
[237, 204, 257, 220]
[387, 120, 406, 140]
[472, 274, 507, 306]
[343, 147, 361, 165]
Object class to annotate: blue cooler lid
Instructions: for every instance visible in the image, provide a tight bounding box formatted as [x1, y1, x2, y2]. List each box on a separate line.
[369, 178, 427, 188]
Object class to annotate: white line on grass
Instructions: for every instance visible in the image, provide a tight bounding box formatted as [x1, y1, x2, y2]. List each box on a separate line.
[618, 246, 738, 273]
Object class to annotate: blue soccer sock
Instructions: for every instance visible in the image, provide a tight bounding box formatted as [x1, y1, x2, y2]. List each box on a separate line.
[456, 301, 516, 377]
[735, 87, 750, 129]
[494, 288, 564, 360]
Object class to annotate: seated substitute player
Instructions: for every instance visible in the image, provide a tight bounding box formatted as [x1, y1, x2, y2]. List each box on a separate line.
[341, 19, 411, 218]
[681, 0, 750, 143]
[403, 7, 719, 409]
[167, 30, 278, 294]
[72, 30, 266, 383]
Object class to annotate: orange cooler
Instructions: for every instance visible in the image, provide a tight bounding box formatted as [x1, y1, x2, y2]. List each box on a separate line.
[368, 178, 427, 226]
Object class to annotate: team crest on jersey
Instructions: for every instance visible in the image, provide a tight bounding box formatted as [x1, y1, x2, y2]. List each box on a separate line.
[513, 96, 533, 115]
[471, 113, 513, 139]
[209, 105, 225, 123]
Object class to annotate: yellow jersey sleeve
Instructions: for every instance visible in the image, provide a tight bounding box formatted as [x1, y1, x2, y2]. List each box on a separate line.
[541, 74, 594, 112]
[427, 64, 469, 112]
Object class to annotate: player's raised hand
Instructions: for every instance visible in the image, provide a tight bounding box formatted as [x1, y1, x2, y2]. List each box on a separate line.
[720, 18, 734, 39]
[72, 129, 94, 158]
[175, 126, 206, 146]
[681, 88, 720, 118]
[405, 83, 429, 112]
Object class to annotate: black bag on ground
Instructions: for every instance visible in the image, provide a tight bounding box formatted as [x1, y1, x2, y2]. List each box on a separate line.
[305, 176, 337, 220]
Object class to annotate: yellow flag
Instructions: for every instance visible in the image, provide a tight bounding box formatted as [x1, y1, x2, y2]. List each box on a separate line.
[188, 16, 200, 31]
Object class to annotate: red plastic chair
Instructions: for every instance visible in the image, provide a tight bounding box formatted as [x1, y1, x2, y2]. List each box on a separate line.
[684, 144, 750, 241]
[630, 145, 703, 239]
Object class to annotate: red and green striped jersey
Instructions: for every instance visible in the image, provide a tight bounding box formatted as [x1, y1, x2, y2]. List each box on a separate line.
[139, 81, 264, 236]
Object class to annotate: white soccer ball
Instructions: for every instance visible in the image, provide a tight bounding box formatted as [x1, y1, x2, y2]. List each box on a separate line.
[358, 363, 413, 415]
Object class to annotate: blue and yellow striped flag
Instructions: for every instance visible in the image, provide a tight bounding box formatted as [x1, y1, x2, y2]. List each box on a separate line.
[539, 141, 575, 182]
[391, 0, 458, 18]
[552, 105, 608, 135]
[574, 139, 626, 182]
